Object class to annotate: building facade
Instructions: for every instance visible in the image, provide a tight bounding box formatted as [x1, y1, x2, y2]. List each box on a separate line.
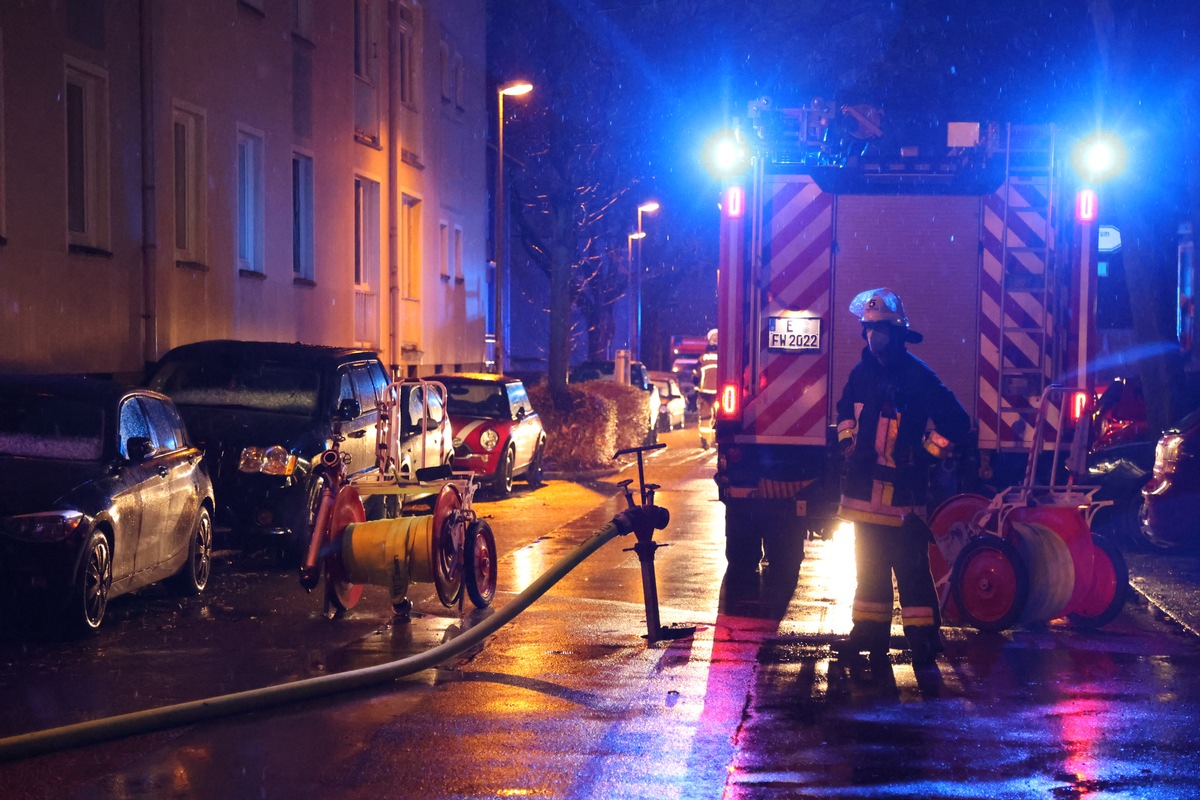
[0, 0, 488, 379]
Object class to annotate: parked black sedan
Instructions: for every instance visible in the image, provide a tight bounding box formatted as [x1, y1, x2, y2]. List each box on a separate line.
[0, 376, 215, 632]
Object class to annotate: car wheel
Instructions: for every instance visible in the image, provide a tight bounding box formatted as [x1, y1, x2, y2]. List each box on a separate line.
[68, 531, 113, 633]
[526, 440, 546, 488]
[168, 505, 213, 595]
[493, 445, 515, 497]
[465, 520, 498, 608]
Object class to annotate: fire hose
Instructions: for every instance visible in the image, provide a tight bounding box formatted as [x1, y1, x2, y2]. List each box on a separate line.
[0, 502, 669, 763]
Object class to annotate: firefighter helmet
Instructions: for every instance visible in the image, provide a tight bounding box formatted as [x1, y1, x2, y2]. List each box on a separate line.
[848, 288, 923, 343]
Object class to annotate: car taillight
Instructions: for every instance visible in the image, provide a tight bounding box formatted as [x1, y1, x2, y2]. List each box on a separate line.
[1154, 433, 1185, 477]
[1070, 391, 1089, 423]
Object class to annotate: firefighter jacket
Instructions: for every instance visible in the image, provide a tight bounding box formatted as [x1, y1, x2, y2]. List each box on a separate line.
[835, 346, 970, 527]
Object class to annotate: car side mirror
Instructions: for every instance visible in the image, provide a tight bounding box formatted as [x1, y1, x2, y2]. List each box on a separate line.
[515, 407, 526, 421]
[334, 398, 361, 423]
[127, 436, 155, 461]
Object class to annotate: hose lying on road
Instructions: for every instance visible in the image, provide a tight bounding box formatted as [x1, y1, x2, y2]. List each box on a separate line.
[0, 520, 626, 762]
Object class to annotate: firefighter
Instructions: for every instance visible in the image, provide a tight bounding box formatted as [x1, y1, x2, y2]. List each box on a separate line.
[834, 288, 970, 670]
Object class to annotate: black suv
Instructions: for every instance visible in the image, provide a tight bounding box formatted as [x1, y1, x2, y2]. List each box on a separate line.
[146, 340, 391, 556]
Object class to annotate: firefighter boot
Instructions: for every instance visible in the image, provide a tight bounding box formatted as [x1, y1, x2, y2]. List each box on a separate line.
[906, 625, 944, 669]
[835, 619, 890, 680]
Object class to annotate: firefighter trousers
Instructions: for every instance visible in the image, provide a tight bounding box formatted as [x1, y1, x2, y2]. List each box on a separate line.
[847, 519, 941, 657]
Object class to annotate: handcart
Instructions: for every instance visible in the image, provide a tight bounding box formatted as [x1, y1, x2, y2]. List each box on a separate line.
[928, 386, 1129, 632]
[299, 378, 497, 619]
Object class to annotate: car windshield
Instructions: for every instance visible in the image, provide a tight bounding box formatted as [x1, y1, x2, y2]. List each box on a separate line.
[0, 390, 105, 461]
[150, 359, 321, 416]
[443, 383, 510, 418]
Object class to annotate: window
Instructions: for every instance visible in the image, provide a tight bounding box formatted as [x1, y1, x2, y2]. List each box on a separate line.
[453, 225, 464, 280]
[236, 128, 265, 274]
[292, 0, 312, 39]
[401, 194, 421, 299]
[65, 58, 110, 252]
[354, 176, 381, 346]
[173, 103, 207, 265]
[0, 35, 5, 241]
[397, 2, 417, 106]
[453, 53, 465, 110]
[353, 0, 380, 143]
[292, 153, 314, 281]
[439, 221, 450, 278]
[351, 365, 379, 413]
[439, 40, 451, 102]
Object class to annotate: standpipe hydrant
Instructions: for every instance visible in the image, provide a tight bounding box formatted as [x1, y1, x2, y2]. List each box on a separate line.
[613, 444, 696, 645]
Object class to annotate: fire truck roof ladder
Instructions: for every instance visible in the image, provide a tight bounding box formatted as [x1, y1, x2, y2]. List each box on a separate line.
[995, 123, 1057, 450]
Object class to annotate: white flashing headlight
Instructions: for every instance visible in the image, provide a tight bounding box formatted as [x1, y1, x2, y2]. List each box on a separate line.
[239, 445, 297, 476]
[1072, 132, 1126, 183]
[480, 429, 500, 452]
[1153, 433, 1185, 478]
[5, 510, 86, 542]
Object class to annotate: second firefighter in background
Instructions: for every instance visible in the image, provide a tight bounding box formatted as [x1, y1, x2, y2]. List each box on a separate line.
[835, 288, 970, 668]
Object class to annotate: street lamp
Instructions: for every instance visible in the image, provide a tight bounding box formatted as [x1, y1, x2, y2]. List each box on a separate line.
[493, 80, 533, 374]
[632, 201, 660, 364]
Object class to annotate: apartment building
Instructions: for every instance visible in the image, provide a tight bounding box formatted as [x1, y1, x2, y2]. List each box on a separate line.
[0, 0, 488, 378]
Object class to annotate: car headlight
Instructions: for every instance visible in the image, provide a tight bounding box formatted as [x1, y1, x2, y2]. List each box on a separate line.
[239, 445, 298, 476]
[4, 510, 86, 543]
[480, 429, 500, 452]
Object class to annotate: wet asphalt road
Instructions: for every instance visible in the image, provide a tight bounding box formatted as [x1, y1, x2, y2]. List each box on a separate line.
[3, 425, 1200, 798]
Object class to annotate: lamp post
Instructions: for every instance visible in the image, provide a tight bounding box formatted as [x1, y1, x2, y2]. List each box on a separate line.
[493, 80, 532, 374]
[632, 201, 660, 364]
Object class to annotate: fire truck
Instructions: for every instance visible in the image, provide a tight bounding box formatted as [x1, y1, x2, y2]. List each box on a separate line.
[713, 100, 1104, 568]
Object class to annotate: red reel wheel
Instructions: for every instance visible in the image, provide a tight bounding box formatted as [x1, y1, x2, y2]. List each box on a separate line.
[430, 482, 466, 607]
[1068, 534, 1130, 629]
[928, 493, 991, 624]
[951, 535, 1028, 632]
[324, 484, 365, 615]
[464, 519, 498, 608]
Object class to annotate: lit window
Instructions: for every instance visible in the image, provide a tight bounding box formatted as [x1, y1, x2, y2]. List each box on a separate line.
[65, 58, 110, 252]
[236, 128, 264, 274]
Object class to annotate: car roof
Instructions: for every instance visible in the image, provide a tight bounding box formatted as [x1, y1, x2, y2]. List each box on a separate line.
[648, 371, 678, 383]
[429, 372, 520, 386]
[156, 339, 379, 367]
[0, 374, 134, 404]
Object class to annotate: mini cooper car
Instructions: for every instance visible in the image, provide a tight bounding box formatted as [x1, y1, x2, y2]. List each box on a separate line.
[147, 340, 452, 558]
[0, 376, 215, 632]
[432, 373, 546, 496]
[650, 372, 687, 431]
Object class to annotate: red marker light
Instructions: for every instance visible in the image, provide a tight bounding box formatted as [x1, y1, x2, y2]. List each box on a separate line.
[720, 383, 739, 417]
[1076, 188, 1097, 222]
[725, 186, 744, 219]
[1071, 391, 1088, 423]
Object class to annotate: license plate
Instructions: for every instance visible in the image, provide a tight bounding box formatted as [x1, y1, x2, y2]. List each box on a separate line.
[767, 317, 820, 351]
